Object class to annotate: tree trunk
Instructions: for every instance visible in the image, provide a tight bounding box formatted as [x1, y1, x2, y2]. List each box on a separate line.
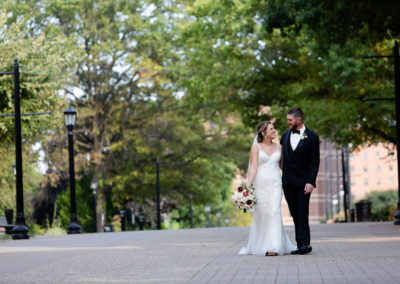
[96, 191, 106, 232]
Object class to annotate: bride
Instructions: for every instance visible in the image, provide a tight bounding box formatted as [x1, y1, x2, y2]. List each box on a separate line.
[239, 121, 296, 256]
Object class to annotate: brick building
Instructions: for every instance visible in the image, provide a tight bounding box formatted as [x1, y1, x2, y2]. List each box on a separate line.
[349, 143, 397, 200]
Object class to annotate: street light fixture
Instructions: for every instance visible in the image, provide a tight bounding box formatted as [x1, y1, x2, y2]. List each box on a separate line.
[91, 177, 98, 233]
[64, 106, 81, 234]
[205, 204, 211, 227]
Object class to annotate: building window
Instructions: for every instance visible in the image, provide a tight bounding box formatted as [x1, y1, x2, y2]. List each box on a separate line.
[377, 178, 381, 185]
[350, 166, 355, 173]
[350, 153, 355, 160]
[363, 166, 367, 173]
[376, 165, 380, 173]
[389, 177, 394, 185]
[376, 151, 380, 159]
[363, 152, 367, 160]
[351, 180, 355, 186]
[364, 178, 368, 186]
[389, 164, 393, 171]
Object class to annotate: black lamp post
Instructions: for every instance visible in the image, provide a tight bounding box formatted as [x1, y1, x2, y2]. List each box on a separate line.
[9, 59, 29, 240]
[64, 107, 81, 234]
[205, 204, 211, 227]
[91, 177, 98, 233]
[392, 42, 400, 225]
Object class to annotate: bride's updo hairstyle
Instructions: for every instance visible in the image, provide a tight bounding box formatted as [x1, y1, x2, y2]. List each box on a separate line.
[257, 121, 271, 143]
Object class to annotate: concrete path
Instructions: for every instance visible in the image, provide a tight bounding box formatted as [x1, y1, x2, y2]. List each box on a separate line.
[0, 222, 400, 283]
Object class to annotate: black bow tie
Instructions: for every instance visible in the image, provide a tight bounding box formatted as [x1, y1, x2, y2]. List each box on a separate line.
[291, 129, 300, 134]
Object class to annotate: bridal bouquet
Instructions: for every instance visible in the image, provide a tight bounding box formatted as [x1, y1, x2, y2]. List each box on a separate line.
[232, 184, 256, 213]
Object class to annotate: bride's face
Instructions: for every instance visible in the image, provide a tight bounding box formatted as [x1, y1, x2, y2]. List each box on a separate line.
[264, 124, 276, 140]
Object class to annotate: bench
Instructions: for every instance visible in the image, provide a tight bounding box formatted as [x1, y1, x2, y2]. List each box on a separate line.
[0, 216, 14, 234]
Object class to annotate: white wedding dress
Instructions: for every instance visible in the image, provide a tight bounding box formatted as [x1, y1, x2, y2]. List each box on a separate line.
[239, 143, 296, 256]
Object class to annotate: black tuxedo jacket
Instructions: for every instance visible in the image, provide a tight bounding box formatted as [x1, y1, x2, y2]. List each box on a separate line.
[280, 128, 320, 190]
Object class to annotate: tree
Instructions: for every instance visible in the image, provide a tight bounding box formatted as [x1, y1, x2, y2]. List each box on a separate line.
[3, 0, 251, 230]
[263, 0, 400, 48]
[177, 0, 398, 151]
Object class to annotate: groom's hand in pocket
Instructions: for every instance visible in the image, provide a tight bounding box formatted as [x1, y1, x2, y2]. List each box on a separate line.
[304, 183, 314, 195]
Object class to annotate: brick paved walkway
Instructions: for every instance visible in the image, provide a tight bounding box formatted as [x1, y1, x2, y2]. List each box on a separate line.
[0, 222, 399, 283]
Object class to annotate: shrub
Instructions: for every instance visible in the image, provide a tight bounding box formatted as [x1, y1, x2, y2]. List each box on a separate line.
[365, 190, 397, 221]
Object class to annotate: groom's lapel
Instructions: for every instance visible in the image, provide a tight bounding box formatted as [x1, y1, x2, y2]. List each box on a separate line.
[284, 131, 291, 160]
[295, 128, 308, 152]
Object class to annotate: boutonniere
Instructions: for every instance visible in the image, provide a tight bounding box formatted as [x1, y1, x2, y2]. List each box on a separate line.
[300, 133, 308, 140]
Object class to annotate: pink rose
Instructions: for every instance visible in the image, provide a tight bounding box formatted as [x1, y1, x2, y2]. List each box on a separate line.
[243, 190, 249, 197]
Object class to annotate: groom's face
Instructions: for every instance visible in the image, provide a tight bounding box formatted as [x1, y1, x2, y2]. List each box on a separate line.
[287, 114, 301, 130]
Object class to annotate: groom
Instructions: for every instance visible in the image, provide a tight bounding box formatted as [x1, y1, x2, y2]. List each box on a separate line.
[280, 107, 320, 255]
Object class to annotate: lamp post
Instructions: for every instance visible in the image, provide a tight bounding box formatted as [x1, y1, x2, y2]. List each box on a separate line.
[189, 194, 194, 228]
[205, 204, 211, 227]
[64, 107, 81, 234]
[9, 59, 29, 240]
[91, 177, 98, 233]
[216, 210, 221, 227]
[393, 42, 400, 225]
[1, 59, 52, 239]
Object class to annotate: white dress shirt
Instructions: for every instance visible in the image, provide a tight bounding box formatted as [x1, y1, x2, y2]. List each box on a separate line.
[290, 125, 306, 150]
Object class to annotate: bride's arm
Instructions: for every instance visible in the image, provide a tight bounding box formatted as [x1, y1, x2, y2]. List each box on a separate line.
[247, 145, 259, 187]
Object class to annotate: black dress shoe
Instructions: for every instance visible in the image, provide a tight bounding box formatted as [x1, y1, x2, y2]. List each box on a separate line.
[291, 248, 301, 255]
[291, 245, 312, 255]
[299, 245, 312, 254]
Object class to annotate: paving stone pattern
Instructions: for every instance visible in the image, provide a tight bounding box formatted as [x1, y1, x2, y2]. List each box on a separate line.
[0, 222, 399, 283]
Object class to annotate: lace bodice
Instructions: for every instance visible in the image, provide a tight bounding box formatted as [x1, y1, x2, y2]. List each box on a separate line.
[256, 143, 281, 167]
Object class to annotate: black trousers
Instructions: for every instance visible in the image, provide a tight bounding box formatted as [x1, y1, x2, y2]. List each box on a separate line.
[283, 186, 311, 247]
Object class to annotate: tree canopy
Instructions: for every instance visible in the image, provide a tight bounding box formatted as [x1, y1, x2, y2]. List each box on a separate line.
[177, 0, 398, 151]
[2, 0, 251, 230]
